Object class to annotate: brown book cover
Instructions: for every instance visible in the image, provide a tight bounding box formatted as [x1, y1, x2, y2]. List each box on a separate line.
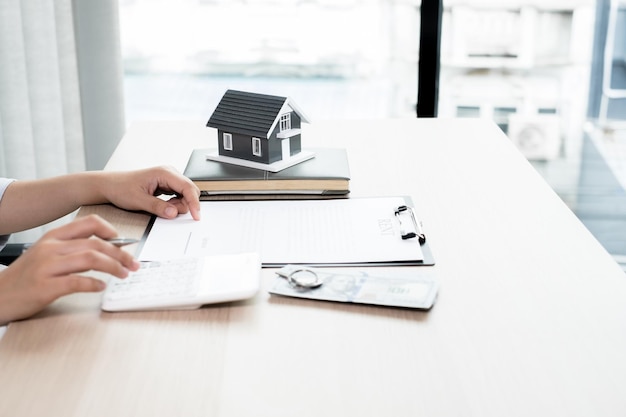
[184, 148, 350, 197]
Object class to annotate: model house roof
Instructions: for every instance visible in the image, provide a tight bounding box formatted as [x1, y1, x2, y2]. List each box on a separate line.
[206, 89, 310, 138]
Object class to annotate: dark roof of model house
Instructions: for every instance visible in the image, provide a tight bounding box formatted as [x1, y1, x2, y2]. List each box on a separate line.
[206, 89, 310, 139]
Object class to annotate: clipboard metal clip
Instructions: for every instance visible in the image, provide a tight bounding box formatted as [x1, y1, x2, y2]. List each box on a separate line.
[394, 205, 426, 244]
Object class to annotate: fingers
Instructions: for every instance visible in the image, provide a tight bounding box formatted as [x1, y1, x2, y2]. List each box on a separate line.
[151, 166, 201, 220]
[151, 195, 197, 220]
[44, 214, 118, 242]
[180, 189, 201, 221]
[37, 230, 142, 304]
[102, 166, 201, 221]
[53, 274, 107, 295]
[0, 215, 142, 323]
[34, 214, 140, 276]
[46, 249, 132, 285]
[42, 238, 140, 276]
[178, 182, 202, 220]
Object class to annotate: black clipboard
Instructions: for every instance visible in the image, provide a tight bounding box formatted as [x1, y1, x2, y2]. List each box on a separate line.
[325, 196, 434, 268]
[282, 195, 435, 267]
[401, 196, 435, 266]
[138, 196, 434, 267]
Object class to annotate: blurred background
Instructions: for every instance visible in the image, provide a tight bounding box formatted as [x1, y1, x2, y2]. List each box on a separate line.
[119, 0, 626, 267]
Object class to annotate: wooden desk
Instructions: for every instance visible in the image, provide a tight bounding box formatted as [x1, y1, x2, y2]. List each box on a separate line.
[1, 119, 626, 417]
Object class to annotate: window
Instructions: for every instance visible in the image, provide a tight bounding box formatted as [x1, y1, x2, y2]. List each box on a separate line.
[223, 133, 233, 150]
[252, 137, 262, 157]
[493, 106, 517, 134]
[456, 106, 481, 118]
[119, 0, 420, 122]
[538, 107, 558, 114]
[279, 113, 291, 132]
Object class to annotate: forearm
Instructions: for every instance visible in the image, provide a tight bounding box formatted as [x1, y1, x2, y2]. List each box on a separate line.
[0, 166, 201, 236]
[0, 171, 110, 234]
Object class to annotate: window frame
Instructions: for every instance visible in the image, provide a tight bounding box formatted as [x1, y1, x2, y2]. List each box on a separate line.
[252, 137, 262, 156]
[223, 132, 233, 150]
[279, 113, 291, 132]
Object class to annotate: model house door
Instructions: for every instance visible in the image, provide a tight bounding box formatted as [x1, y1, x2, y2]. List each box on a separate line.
[281, 138, 290, 160]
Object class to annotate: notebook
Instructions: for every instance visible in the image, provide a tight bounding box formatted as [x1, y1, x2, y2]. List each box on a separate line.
[183, 147, 350, 198]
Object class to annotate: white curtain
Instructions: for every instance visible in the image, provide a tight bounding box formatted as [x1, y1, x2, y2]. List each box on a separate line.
[0, 0, 126, 243]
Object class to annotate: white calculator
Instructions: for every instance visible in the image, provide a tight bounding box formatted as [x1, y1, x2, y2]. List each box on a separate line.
[101, 252, 261, 312]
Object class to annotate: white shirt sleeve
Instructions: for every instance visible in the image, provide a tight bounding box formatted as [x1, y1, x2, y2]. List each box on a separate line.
[0, 179, 12, 335]
[0, 177, 15, 199]
[0, 178, 16, 251]
[0, 264, 6, 339]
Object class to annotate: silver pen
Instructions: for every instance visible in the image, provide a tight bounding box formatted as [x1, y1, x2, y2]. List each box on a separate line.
[22, 237, 139, 253]
[104, 238, 140, 247]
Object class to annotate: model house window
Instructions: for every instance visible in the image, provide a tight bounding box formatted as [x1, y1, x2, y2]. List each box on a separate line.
[279, 113, 291, 131]
[223, 133, 233, 150]
[252, 137, 262, 156]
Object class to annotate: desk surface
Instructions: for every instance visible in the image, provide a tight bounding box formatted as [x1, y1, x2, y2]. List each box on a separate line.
[1, 119, 626, 417]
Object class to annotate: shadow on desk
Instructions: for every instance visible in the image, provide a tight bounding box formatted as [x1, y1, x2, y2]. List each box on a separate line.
[1, 277, 434, 356]
[98, 292, 433, 325]
[267, 292, 434, 324]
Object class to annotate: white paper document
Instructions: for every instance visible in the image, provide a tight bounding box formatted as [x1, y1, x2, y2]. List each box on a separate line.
[139, 197, 424, 266]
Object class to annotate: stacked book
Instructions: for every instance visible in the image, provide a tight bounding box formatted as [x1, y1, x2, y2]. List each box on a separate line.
[184, 148, 350, 200]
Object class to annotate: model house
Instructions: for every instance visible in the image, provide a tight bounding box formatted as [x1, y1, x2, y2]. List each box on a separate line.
[206, 89, 311, 167]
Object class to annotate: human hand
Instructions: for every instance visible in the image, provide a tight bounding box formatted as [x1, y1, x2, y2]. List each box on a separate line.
[100, 166, 201, 220]
[0, 215, 140, 325]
